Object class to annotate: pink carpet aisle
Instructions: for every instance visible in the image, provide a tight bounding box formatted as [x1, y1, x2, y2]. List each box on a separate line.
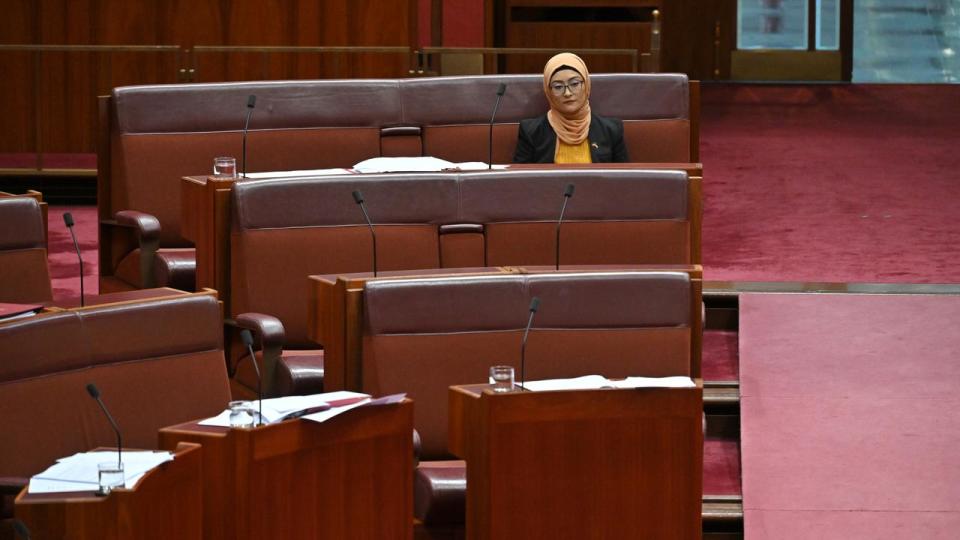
[739, 293, 960, 538]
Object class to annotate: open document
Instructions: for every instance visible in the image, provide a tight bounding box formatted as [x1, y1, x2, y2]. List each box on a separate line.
[352, 156, 508, 173]
[518, 375, 695, 392]
[29, 450, 174, 494]
[199, 391, 406, 426]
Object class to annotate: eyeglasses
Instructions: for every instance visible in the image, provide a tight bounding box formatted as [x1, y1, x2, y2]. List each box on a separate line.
[549, 78, 584, 96]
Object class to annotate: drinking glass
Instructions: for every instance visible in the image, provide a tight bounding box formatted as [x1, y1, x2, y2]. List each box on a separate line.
[489, 365, 515, 393]
[97, 462, 124, 495]
[213, 156, 237, 178]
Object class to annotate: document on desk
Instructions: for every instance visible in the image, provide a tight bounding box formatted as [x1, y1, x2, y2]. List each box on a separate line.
[352, 156, 508, 173]
[518, 375, 695, 392]
[243, 168, 353, 179]
[28, 450, 174, 493]
[301, 392, 407, 424]
[199, 390, 371, 426]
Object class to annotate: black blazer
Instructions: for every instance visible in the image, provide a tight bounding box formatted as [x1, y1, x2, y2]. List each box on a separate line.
[512, 114, 629, 163]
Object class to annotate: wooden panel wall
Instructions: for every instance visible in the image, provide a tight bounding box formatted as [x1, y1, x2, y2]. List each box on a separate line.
[0, 0, 417, 157]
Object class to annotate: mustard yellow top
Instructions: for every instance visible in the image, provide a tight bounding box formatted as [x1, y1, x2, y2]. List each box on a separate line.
[554, 139, 593, 164]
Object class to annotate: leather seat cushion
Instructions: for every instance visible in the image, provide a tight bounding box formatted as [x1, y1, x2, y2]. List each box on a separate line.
[414, 460, 466, 526]
[114, 248, 196, 290]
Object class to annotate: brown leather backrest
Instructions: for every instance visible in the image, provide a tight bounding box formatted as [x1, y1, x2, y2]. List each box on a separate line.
[108, 80, 404, 245]
[0, 197, 53, 303]
[361, 271, 693, 458]
[0, 294, 230, 478]
[230, 175, 459, 345]
[459, 169, 691, 266]
[400, 73, 692, 163]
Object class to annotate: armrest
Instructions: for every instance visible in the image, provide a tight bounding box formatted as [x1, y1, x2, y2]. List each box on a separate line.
[0, 477, 27, 496]
[226, 313, 285, 396]
[101, 210, 162, 288]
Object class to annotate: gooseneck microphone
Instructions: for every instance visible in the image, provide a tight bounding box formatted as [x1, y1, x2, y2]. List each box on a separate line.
[241, 94, 257, 178]
[488, 83, 507, 170]
[352, 190, 378, 277]
[62, 212, 84, 307]
[555, 183, 575, 271]
[519, 297, 541, 390]
[240, 329, 263, 426]
[85, 383, 122, 468]
[12, 519, 31, 540]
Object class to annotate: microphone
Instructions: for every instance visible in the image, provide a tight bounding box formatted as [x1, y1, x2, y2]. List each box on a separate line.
[12, 519, 31, 540]
[488, 82, 507, 170]
[240, 329, 263, 426]
[85, 383, 122, 469]
[555, 183, 575, 270]
[352, 190, 378, 277]
[63, 212, 84, 307]
[241, 94, 257, 178]
[519, 297, 541, 390]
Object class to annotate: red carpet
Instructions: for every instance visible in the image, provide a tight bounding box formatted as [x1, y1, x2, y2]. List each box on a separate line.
[47, 205, 99, 304]
[701, 84, 960, 284]
[739, 293, 960, 538]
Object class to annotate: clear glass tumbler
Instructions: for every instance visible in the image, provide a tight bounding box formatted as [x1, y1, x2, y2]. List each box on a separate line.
[489, 365, 515, 393]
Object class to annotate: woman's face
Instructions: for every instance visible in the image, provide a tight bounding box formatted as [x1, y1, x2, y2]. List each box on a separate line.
[549, 68, 587, 115]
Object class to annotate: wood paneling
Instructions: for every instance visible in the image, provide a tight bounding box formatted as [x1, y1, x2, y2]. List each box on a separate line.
[0, 0, 417, 160]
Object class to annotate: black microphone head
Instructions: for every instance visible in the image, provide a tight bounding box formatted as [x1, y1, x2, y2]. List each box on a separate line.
[496, 82, 506, 96]
[246, 94, 257, 108]
[12, 519, 30, 539]
[63, 212, 75, 227]
[564, 183, 575, 198]
[529, 297, 541, 313]
[240, 328, 255, 347]
[85, 383, 100, 399]
[352, 190, 365, 204]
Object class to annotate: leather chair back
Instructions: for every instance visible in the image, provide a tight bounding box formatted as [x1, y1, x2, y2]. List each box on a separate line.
[0, 197, 53, 303]
[361, 271, 696, 458]
[0, 294, 230, 478]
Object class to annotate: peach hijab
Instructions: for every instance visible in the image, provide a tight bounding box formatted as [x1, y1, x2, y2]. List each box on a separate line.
[543, 52, 592, 145]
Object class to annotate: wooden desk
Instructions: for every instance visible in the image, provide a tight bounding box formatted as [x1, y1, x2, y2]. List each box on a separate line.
[308, 265, 703, 392]
[449, 384, 703, 539]
[158, 400, 414, 540]
[15, 442, 203, 540]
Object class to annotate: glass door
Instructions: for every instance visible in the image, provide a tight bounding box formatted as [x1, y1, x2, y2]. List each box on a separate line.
[732, 0, 853, 80]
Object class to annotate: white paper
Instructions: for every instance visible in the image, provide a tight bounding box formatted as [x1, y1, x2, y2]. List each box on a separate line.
[29, 451, 174, 494]
[199, 390, 371, 426]
[242, 168, 354, 179]
[454, 162, 509, 171]
[518, 375, 695, 392]
[301, 399, 370, 423]
[352, 156, 456, 173]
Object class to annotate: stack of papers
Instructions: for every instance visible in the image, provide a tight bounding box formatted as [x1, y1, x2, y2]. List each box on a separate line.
[200, 391, 373, 426]
[518, 375, 696, 392]
[29, 451, 174, 494]
[352, 156, 507, 173]
[0, 303, 43, 322]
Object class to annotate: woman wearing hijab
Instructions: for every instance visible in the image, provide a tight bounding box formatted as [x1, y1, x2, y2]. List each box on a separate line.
[513, 52, 629, 164]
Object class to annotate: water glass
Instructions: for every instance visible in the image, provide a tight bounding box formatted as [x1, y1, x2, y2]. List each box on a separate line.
[213, 156, 237, 178]
[97, 462, 124, 495]
[228, 400, 256, 428]
[489, 365, 515, 393]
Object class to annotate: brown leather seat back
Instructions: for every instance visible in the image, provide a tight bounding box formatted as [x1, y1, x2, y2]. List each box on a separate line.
[400, 73, 692, 164]
[0, 294, 230, 478]
[231, 174, 459, 346]
[459, 169, 691, 266]
[0, 197, 53, 303]
[361, 271, 693, 458]
[109, 80, 403, 246]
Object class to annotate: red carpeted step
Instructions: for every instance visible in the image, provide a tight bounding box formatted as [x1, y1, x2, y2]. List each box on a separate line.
[704, 436, 741, 496]
[702, 329, 739, 382]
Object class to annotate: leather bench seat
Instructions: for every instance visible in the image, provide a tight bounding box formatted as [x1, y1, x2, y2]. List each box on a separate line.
[99, 74, 696, 295]
[360, 271, 699, 531]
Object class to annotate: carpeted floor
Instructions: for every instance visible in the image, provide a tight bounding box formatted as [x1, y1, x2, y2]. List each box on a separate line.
[700, 83, 960, 284]
[739, 293, 960, 538]
[47, 205, 99, 305]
